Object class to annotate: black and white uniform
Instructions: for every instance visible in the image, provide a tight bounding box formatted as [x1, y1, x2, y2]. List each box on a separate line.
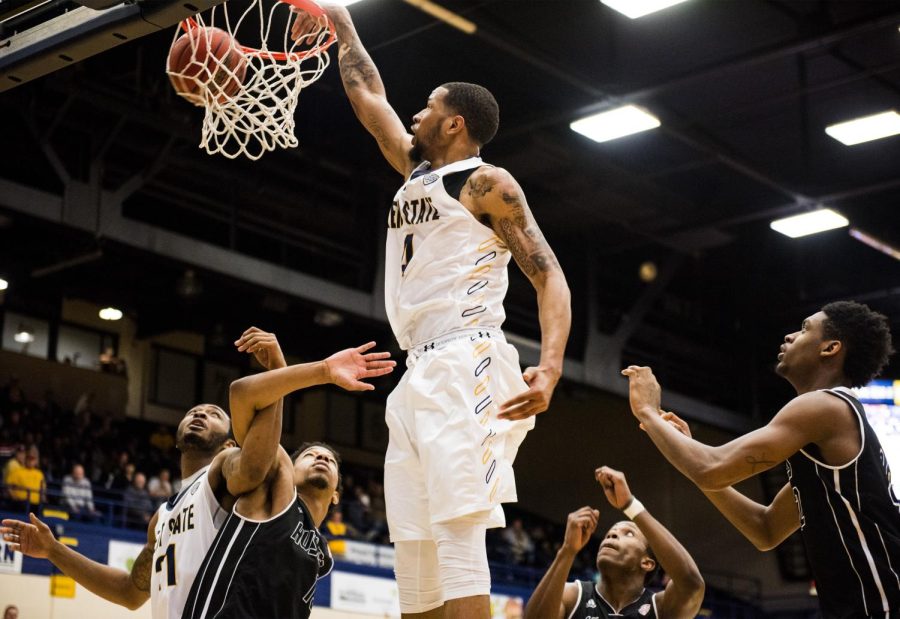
[786, 387, 900, 618]
[383, 157, 534, 541]
[181, 497, 333, 619]
[151, 467, 228, 619]
[568, 581, 658, 619]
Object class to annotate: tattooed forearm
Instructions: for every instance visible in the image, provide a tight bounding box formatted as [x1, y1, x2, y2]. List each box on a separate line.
[129, 546, 153, 592]
[498, 218, 560, 278]
[338, 44, 379, 91]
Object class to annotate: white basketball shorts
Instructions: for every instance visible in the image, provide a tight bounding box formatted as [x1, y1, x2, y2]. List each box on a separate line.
[384, 328, 535, 542]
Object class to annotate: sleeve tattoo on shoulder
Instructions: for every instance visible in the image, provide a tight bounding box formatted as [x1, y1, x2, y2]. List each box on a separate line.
[495, 189, 560, 278]
[130, 546, 153, 592]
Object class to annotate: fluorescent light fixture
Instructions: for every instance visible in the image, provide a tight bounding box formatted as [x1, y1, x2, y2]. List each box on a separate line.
[570, 105, 660, 143]
[825, 110, 900, 145]
[850, 228, 900, 261]
[99, 307, 123, 321]
[402, 0, 477, 34]
[333, 0, 364, 5]
[770, 208, 848, 238]
[601, 0, 691, 19]
[0, 278, 6, 291]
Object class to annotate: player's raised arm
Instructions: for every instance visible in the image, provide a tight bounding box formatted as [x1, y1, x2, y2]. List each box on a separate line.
[224, 340, 395, 494]
[596, 467, 705, 619]
[1, 512, 154, 610]
[524, 507, 598, 619]
[622, 366, 841, 490]
[292, 5, 412, 175]
[658, 411, 802, 551]
[463, 167, 571, 421]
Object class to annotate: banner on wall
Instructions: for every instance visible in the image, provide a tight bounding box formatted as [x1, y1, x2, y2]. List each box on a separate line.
[108, 539, 146, 572]
[329, 570, 524, 619]
[330, 571, 401, 616]
[0, 539, 23, 574]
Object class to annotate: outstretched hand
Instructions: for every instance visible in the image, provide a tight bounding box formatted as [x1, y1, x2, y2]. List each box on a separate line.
[562, 506, 599, 554]
[1, 513, 54, 558]
[325, 342, 396, 391]
[235, 327, 286, 370]
[595, 466, 634, 511]
[621, 365, 662, 419]
[498, 366, 559, 421]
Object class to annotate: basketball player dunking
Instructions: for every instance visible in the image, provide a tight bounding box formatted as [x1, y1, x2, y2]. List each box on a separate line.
[624, 301, 898, 618]
[526, 467, 704, 619]
[180, 330, 394, 619]
[292, 6, 571, 618]
[1, 392, 243, 617]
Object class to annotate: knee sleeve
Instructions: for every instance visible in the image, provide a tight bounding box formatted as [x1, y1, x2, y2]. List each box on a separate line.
[394, 540, 444, 614]
[432, 513, 491, 601]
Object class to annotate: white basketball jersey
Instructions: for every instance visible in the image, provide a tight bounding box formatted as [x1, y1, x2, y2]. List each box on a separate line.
[150, 467, 227, 619]
[386, 157, 511, 350]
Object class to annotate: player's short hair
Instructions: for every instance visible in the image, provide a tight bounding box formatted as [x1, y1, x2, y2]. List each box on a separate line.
[440, 82, 499, 147]
[291, 441, 343, 495]
[821, 301, 894, 388]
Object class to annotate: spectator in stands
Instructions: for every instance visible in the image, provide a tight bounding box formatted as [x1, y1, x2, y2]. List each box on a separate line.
[3, 444, 25, 485]
[325, 508, 360, 540]
[7, 451, 45, 512]
[123, 472, 155, 528]
[502, 518, 535, 565]
[3, 604, 18, 619]
[104, 452, 133, 492]
[147, 468, 173, 499]
[99, 347, 126, 375]
[62, 464, 100, 521]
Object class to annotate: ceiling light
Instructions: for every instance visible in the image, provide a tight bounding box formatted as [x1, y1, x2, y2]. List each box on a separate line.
[825, 110, 900, 146]
[333, 0, 364, 5]
[13, 325, 34, 344]
[600, 0, 691, 19]
[770, 208, 848, 238]
[0, 278, 7, 291]
[99, 307, 123, 321]
[570, 105, 660, 143]
[314, 309, 344, 327]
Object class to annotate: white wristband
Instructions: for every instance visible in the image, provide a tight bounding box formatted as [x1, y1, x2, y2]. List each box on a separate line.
[623, 497, 645, 520]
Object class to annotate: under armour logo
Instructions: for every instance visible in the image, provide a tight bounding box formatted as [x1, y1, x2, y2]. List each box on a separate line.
[423, 343, 435, 352]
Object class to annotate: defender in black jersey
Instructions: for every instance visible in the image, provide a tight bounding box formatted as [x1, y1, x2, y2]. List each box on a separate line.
[624, 301, 896, 618]
[525, 467, 704, 619]
[181, 330, 395, 619]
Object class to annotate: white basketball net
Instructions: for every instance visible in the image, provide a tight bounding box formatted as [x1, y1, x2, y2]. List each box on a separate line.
[166, 0, 334, 160]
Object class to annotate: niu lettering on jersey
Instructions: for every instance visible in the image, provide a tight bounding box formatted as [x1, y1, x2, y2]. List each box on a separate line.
[569, 581, 657, 619]
[786, 388, 900, 618]
[181, 497, 333, 619]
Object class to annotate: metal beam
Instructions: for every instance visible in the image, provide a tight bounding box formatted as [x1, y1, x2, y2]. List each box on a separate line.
[0, 0, 226, 92]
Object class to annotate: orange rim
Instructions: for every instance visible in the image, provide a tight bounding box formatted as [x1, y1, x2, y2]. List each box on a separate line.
[178, 0, 336, 63]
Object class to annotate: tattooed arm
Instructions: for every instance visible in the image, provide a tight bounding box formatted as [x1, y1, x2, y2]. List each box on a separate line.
[463, 167, 571, 420]
[623, 367, 846, 490]
[293, 5, 412, 175]
[1, 511, 155, 609]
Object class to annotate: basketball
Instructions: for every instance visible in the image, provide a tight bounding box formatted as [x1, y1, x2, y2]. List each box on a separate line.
[167, 26, 247, 106]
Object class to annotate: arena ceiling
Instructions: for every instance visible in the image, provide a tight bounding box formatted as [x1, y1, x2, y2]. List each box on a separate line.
[1, 0, 899, 422]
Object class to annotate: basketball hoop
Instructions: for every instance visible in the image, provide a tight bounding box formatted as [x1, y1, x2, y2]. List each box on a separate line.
[166, 0, 336, 160]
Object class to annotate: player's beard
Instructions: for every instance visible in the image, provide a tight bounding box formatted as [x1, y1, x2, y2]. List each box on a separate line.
[306, 472, 330, 490]
[177, 429, 228, 453]
[409, 142, 423, 164]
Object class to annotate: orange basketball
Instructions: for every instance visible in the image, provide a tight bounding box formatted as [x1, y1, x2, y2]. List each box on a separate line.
[167, 26, 248, 106]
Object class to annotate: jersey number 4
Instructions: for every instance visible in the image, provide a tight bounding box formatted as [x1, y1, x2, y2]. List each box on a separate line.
[155, 544, 177, 587]
[401, 233, 414, 274]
